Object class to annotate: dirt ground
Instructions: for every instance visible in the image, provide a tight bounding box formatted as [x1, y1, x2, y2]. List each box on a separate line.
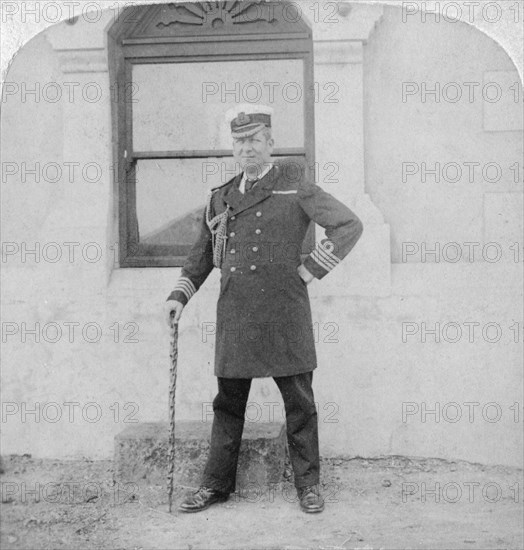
[1, 454, 522, 550]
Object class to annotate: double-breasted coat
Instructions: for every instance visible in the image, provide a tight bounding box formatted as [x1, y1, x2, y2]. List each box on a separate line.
[167, 158, 363, 378]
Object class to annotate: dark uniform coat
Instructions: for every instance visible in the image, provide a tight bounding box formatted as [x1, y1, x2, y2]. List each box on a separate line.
[167, 158, 363, 378]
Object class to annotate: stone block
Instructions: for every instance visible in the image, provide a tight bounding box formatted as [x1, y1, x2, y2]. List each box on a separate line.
[114, 421, 286, 490]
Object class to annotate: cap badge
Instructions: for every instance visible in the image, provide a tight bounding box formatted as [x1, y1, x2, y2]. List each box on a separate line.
[236, 112, 250, 125]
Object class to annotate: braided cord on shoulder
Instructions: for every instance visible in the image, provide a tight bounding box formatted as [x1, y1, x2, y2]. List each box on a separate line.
[205, 190, 230, 268]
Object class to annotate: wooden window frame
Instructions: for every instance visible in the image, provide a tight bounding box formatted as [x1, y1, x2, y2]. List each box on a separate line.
[108, 2, 315, 268]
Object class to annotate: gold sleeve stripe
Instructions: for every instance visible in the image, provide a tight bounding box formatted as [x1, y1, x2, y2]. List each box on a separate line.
[310, 250, 335, 271]
[173, 277, 196, 300]
[310, 241, 340, 271]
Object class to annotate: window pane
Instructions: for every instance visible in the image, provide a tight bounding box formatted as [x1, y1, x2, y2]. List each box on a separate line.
[132, 59, 304, 152]
[135, 157, 237, 246]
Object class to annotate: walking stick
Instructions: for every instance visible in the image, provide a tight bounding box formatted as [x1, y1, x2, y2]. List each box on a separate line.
[167, 315, 178, 513]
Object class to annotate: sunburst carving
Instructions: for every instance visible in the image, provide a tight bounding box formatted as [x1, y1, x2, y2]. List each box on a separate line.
[156, 1, 278, 30]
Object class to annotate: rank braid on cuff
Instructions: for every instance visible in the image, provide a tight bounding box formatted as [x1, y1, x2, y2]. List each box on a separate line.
[205, 190, 230, 268]
[310, 240, 340, 272]
[172, 276, 196, 301]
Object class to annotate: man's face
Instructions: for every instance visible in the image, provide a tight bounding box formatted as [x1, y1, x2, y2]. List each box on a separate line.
[232, 129, 274, 175]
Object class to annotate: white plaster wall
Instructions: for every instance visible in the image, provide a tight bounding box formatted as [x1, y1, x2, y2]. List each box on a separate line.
[365, 6, 523, 263]
[1, 3, 522, 467]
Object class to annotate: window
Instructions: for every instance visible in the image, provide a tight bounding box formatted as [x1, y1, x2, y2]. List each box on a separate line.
[109, 1, 314, 267]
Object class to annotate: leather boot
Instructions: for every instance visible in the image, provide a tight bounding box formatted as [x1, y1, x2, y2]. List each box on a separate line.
[178, 486, 229, 513]
[297, 484, 325, 513]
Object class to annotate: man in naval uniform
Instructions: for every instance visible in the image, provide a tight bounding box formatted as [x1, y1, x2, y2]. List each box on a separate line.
[164, 104, 363, 513]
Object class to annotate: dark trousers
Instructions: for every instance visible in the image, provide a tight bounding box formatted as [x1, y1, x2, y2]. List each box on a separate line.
[201, 371, 319, 494]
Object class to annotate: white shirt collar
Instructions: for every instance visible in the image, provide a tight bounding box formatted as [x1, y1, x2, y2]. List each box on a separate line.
[239, 163, 274, 194]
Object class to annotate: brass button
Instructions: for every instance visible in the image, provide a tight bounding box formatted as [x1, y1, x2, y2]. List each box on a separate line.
[231, 215, 236, 220]
[250, 265, 256, 271]
[230, 267, 236, 272]
[230, 249, 236, 254]
[252, 246, 258, 252]
[255, 229, 261, 235]
[256, 211, 262, 217]
[229, 232, 235, 237]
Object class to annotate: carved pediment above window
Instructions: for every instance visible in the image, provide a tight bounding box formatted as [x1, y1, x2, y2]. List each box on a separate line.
[158, 2, 277, 30]
[126, 1, 310, 41]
